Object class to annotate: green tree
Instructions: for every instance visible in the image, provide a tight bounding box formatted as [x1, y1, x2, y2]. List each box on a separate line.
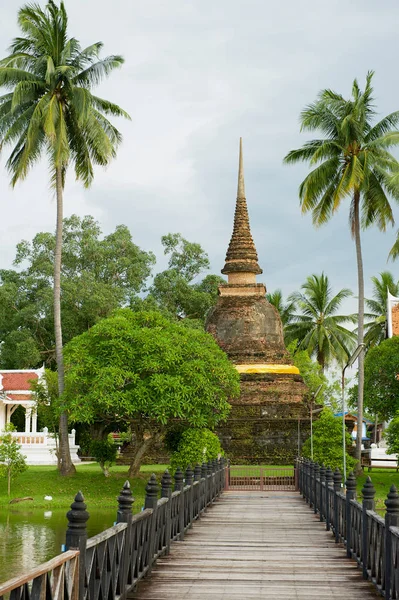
[284, 72, 399, 464]
[302, 408, 356, 471]
[285, 274, 356, 370]
[0, 216, 153, 369]
[364, 272, 399, 348]
[64, 310, 240, 476]
[170, 428, 223, 472]
[148, 233, 224, 322]
[0, 425, 28, 496]
[0, 2, 130, 475]
[287, 341, 326, 399]
[363, 336, 399, 420]
[384, 415, 399, 459]
[266, 289, 296, 329]
[90, 435, 117, 477]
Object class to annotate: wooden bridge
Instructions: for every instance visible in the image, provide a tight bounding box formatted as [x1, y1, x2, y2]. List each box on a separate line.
[1, 460, 398, 600]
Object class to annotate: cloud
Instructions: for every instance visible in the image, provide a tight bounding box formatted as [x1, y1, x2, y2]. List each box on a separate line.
[1, 0, 399, 321]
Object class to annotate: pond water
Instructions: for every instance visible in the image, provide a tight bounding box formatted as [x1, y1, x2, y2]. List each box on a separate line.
[0, 506, 117, 583]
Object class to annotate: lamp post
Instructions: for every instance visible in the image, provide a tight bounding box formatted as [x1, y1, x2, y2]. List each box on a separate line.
[310, 384, 323, 461]
[341, 343, 366, 485]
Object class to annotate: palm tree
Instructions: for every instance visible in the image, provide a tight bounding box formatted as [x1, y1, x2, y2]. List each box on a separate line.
[284, 71, 399, 463]
[0, 1, 130, 475]
[285, 274, 356, 371]
[266, 289, 296, 329]
[364, 272, 399, 347]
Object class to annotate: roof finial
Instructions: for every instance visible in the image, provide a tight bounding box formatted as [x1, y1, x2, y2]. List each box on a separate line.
[221, 138, 262, 278]
[237, 137, 245, 198]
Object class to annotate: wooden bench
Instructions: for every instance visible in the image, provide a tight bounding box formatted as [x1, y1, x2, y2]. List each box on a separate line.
[361, 457, 399, 472]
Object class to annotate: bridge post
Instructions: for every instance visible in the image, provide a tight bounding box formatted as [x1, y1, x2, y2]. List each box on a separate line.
[333, 468, 342, 543]
[65, 491, 89, 600]
[185, 466, 194, 527]
[307, 461, 311, 504]
[308, 460, 314, 508]
[325, 467, 333, 531]
[174, 467, 185, 540]
[313, 463, 320, 514]
[194, 464, 202, 520]
[207, 461, 213, 505]
[303, 459, 309, 500]
[161, 470, 173, 554]
[361, 476, 375, 580]
[319, 464, 326, 522]
[345, 471, 356, 558]
[384, 485, 399, 600]
[145, 474, 159, 573]
[201, 462, 208, 512]
[117, 481, 134, 592]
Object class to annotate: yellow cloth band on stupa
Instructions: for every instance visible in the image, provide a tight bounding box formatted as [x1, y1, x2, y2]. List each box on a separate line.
[235, 364, 300, 374]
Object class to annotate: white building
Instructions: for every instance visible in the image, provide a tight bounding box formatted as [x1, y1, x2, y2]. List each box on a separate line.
[0, 367, 80, 465]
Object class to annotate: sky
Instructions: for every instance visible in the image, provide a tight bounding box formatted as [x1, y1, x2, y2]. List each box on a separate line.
[1, 0, 399, 317]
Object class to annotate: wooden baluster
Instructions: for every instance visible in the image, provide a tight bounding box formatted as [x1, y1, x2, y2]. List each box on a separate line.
[319, 464, 326, 522]
[345, 471, 356, 558]
[145, 474, 159, 573]
[194, 464, 202, 519]
[65, 491, 89, 600]
[185, 466, 194, 528]
[333, 468, 342, 543]
[361, 476, 375, 580]
[313, 463, 320, 514]
[325, 466, 333, 531]
[117, 481, 134, 593]
[207, 461, 213, 504]
[174, 467, 185, 540]
[161, 470, 172, 554]
[309, 461, 315, 507]
[384, 485, 399, 600]
[201, 463, 208, 512]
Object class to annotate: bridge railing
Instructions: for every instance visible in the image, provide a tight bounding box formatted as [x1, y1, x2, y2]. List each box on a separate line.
[297, 458, 399, 600]
[0, 458, 227, 600]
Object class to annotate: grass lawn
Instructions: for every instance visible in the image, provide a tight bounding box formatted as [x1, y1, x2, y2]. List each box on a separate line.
[357, 468, 399, 513]
[0, 463, 169, 511]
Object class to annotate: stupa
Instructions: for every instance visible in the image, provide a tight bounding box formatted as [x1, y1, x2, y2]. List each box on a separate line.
[206, 139, 309, 463]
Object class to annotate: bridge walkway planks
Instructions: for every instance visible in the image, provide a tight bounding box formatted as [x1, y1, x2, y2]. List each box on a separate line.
[131, 490, 379, 599]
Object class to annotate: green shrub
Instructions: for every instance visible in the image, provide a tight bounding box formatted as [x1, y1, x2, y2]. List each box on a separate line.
[385, 415, 399, 458]
[302, 408, 357, 472]
[170, 428, 223, 473]
[90, 435, 117, 477]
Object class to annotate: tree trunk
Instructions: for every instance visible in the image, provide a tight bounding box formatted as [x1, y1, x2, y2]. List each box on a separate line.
[353, 190, 365, 468]
[128, 437, 154, 478]
[8, 468, 11, 496]
[54, 166, 75, 477]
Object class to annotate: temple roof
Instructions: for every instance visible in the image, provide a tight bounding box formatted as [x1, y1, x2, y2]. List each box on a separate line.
[222, 138, 262, 276]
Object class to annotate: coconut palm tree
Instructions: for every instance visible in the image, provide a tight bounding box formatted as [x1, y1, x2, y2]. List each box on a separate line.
[284, 71, 399, 463]
[0, 1, 130, 475]
[266, 289, 296, 331]
[285, 274, 356, 371]
[364, 272, 399, 347]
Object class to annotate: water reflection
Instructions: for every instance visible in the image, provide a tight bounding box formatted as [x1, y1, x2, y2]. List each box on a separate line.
[0, 507, 116, 583]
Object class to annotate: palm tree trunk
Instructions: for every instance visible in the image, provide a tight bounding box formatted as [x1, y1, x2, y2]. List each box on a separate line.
[353, 191, 365, 467]
[54, 166, 75, 476]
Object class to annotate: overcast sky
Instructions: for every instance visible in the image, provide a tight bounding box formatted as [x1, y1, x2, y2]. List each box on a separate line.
[1, 0, 399, 316]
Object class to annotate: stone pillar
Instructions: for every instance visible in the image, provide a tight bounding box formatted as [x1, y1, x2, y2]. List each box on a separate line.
[0, 403, 6, 431]
[25, 406, 32, 433]
[31, 409, 37, 433]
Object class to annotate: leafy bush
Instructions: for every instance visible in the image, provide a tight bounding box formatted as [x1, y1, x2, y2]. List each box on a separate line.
[90, 435, 117, 477]
[0, 425, 28, 496]
[385, 415, 399, 458]
[302, 408, 357, 472]
[170, 428, 223, 473]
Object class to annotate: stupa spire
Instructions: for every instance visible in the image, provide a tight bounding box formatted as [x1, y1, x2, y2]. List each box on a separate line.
[222, 138, 262, 279]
